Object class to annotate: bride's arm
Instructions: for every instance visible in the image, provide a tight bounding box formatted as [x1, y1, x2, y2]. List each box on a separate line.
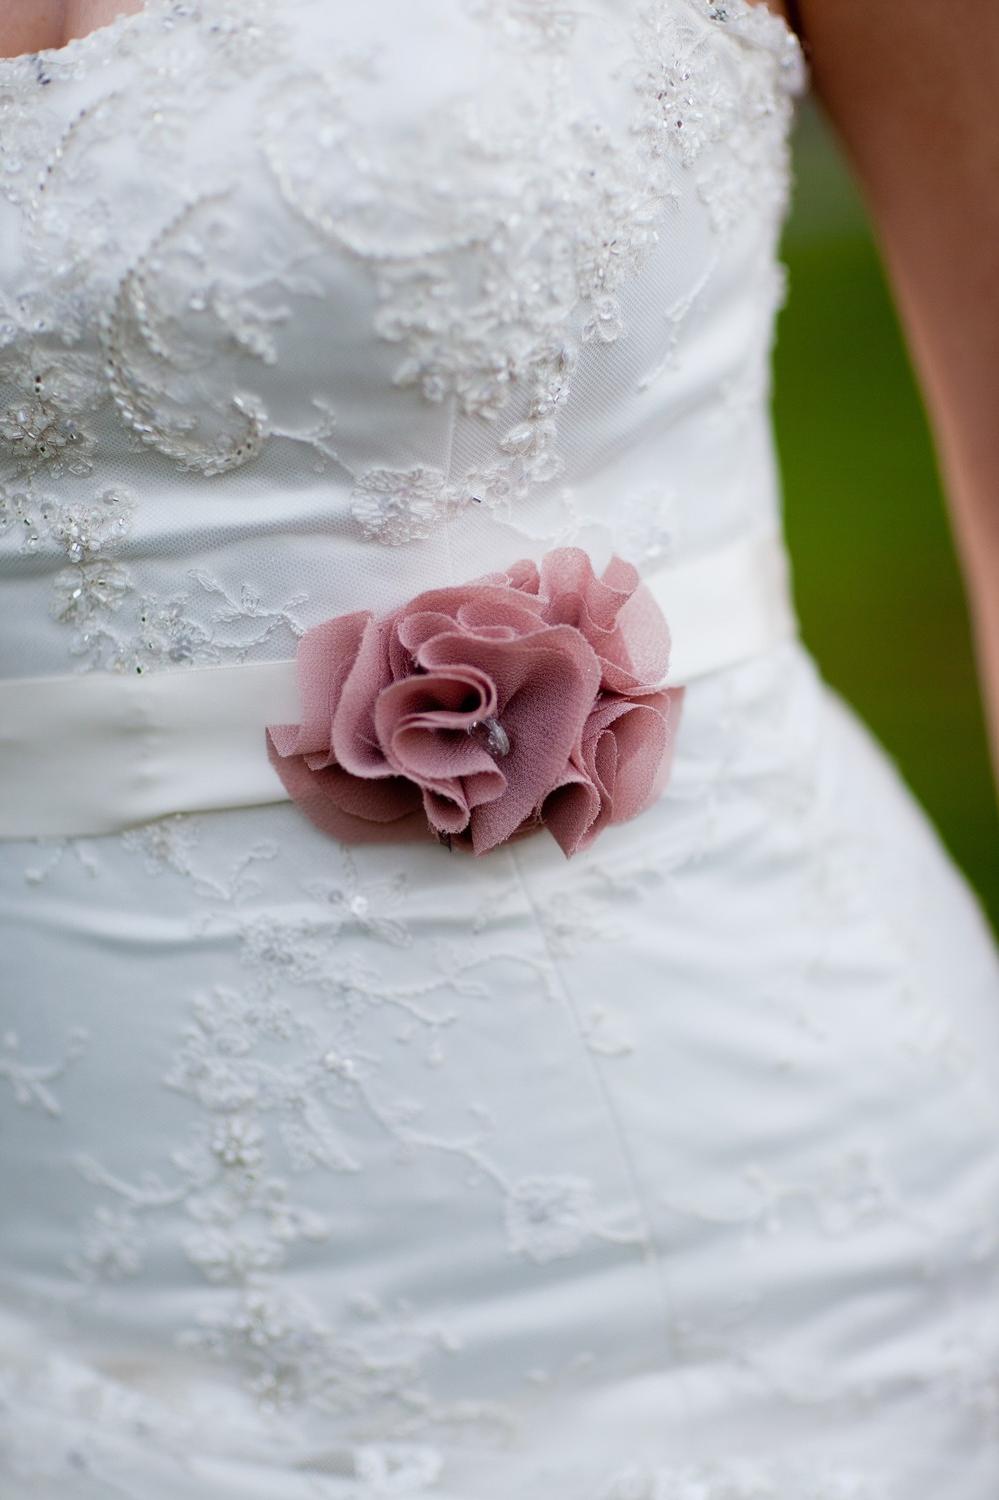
[798, 1, 999, 794]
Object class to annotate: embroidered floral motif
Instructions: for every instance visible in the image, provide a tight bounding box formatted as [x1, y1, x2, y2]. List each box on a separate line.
[0, 0, 808, 701]
[54, 816, 650, 1433]
[119, 813, 278, 901]
[0, 390, 93, 477]
[132, 572, 307, 673]
[632, 0, 802, 232]
[2, 462, 307, 667]
[66, 942, 570, 1428]
[0, 1026, 88, 1116]
[350, 465, 460, 547]
[632, 6, 741, 170]
[303, 851, 414, 948]
[68, 1204, 145, 1283]
[0, 82, 57, 208]
[259, 44, 654, 532]
[503, 1172, 597, 1263]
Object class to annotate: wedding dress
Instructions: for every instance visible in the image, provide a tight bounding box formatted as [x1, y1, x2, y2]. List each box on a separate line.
[2, 1, 999, 1496]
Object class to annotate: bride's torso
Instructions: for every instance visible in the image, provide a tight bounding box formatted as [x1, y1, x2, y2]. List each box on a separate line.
[0, 0, 806, 682]
[12, 17, 999, 1499]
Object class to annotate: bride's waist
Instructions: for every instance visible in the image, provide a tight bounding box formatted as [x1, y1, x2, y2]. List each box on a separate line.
[0, 527, 800, 841]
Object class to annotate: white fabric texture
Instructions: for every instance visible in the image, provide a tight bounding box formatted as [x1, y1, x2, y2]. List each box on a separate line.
[0, 529, 799, 837]
[1, 2, 998, 1497]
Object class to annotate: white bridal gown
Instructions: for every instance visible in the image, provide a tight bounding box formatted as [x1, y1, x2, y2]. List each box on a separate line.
[2, 1, 999, 1496]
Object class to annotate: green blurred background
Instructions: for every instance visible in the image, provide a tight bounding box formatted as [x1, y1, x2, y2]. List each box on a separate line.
[772, 101, 998, 935]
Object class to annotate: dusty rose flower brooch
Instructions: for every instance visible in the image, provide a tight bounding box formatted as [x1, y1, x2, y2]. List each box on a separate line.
[265, 547, 684, 857]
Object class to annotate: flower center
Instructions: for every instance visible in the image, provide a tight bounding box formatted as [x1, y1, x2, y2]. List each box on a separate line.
[466, 715, 510, 757]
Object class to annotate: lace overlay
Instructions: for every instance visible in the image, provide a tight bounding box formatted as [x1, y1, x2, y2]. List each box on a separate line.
[5, 642, 999, 1495]
[0, 0, 804, 678]
[4, 3, 999, 1498]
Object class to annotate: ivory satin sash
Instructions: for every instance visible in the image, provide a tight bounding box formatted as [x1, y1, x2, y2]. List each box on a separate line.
[0, 529, 798, 839]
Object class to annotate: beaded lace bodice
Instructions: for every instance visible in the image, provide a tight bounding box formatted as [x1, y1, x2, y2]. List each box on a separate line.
[0, 0, 805, 681]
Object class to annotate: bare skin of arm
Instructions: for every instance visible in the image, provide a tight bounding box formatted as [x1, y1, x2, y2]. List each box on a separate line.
[794, 1, 999, 794]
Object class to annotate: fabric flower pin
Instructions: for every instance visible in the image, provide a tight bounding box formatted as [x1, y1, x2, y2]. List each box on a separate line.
[265, 547, 684, 858]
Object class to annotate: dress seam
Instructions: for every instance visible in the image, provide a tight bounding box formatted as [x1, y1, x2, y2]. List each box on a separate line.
[506, 841, 687, 1385]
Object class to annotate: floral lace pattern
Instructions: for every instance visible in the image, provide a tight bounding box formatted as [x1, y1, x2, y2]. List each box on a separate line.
[0, 0, 806, 683]
[5, 635, 999, 1494]
[7, 4, 998, 1498]
[0, 1025, 89, 1116]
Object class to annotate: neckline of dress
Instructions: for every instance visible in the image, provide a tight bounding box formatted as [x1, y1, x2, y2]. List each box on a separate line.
[701, 0, 807, 79]
[0, 0, 806, 85]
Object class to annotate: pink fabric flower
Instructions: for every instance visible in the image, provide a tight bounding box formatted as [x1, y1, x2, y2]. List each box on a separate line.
[265, 547, 684, 857]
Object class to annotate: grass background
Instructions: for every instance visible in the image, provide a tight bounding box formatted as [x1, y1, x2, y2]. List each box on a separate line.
[772, 102, 998, 934]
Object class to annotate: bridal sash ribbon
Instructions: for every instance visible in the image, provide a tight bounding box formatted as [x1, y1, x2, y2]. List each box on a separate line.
[0, 529, 797, 841]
